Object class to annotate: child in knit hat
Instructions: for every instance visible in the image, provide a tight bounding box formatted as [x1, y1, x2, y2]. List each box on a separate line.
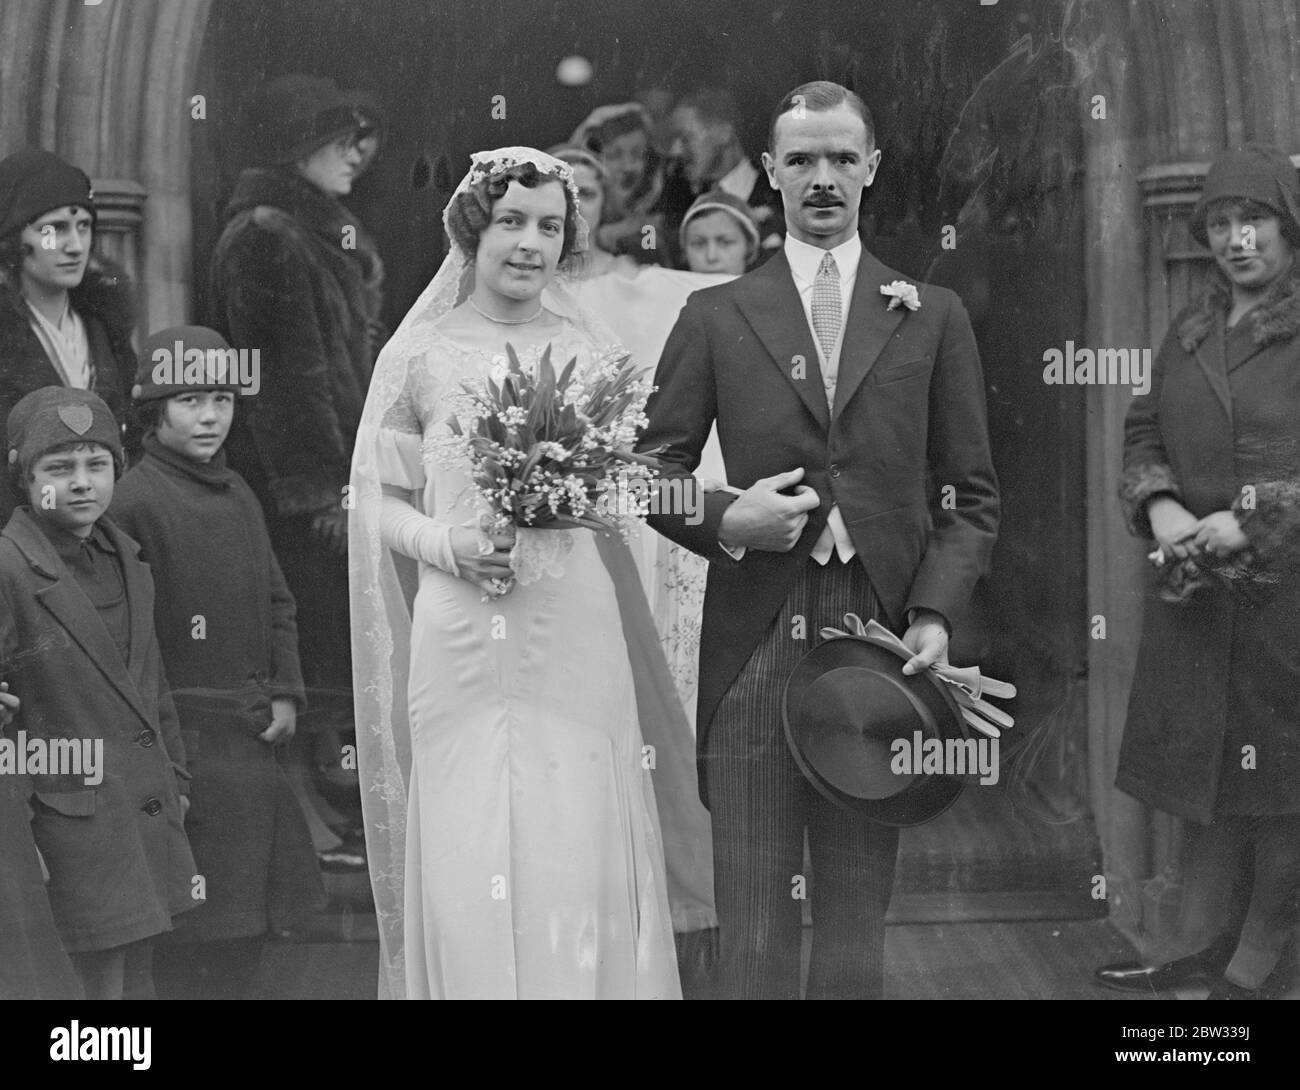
[111, 326, 324, 999]
[0, 386, 198, 999]
[679, 189, 761, 276]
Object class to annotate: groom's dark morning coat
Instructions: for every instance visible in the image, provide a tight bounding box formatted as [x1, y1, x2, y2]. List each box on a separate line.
[640, 246, 999, 805]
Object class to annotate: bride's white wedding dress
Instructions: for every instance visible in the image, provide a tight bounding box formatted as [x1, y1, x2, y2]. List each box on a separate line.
[353, 318, 681, 999]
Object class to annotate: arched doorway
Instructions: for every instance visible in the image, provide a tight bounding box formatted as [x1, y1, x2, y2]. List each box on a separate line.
[188, 0, 1097, 927]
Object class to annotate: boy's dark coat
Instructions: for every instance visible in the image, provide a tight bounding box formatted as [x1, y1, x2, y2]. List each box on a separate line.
[0, 508, 197, 952]
[0, 768, 82, 997]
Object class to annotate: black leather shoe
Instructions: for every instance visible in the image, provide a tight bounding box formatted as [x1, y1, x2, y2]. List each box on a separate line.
[1094, 935, 1235, 994]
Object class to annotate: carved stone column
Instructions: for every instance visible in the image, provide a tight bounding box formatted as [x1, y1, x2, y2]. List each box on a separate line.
[88, 177, 146, 287]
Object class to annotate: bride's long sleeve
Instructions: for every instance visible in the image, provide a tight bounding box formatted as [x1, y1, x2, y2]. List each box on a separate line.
[379, 491, 460, 576]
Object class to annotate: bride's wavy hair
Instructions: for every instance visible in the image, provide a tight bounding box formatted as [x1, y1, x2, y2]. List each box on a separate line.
[446, 162, 582, 273]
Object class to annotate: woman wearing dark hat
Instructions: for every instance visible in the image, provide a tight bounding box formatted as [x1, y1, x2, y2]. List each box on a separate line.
[1099, 144, 1300, 999]
[208, 74, 385, 835]
[0, 148, 135, 525]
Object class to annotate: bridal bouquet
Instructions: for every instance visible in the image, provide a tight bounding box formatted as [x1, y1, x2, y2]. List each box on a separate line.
[442, 342, 662, 534]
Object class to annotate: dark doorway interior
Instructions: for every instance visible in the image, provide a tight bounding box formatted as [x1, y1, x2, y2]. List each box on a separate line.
[191, 0, 1095, 918]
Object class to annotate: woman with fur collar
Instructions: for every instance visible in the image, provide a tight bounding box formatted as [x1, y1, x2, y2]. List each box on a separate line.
[0, 149, 135, 526]
[208, 76, 384, 832]
[1100, 145, 1300, 1000]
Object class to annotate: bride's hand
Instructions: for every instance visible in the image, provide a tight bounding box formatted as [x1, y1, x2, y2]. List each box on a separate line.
[449, 523, 517, 597]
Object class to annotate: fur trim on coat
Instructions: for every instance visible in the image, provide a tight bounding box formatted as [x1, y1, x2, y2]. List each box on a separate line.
[1119, 460, 1182, 538]
[1177, 261, 1300, 352]
[1233, 479, 1300, 574]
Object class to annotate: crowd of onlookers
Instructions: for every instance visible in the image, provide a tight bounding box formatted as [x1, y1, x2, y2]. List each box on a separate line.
[0, 73, 791, 1000]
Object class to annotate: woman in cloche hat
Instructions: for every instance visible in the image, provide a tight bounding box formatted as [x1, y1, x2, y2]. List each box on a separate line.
[0, 148, 135, 526]
[1103, 144, 1300, 999]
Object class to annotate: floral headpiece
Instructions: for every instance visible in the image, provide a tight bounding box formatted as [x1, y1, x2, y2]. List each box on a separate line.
[447, 146, 589, 254]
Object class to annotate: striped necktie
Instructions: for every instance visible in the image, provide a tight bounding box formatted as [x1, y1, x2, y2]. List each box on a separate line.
[811, 251, 841, 360]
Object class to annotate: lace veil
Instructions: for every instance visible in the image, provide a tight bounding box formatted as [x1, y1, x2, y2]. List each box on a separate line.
[348, 148, 713, 1000]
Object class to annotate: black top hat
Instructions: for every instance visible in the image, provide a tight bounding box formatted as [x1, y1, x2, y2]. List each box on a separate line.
[783, 630, 969, 827]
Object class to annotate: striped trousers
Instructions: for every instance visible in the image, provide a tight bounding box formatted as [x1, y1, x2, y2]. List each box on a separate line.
[706, 557, 899, 1000]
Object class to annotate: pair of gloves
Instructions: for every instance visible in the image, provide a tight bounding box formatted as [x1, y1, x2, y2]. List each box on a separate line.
[818, 613, 1017, 739]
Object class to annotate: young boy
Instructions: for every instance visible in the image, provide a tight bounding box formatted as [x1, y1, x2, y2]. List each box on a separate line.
[0, 386, 197, 999]
[112, 326, 323, 999]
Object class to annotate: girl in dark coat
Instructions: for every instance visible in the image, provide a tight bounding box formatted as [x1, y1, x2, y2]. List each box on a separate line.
[207, 76, 382, 750]
[112, 326, 325, 999]
[1099, 145, 1300, 999]
[0, 149, 136, 527]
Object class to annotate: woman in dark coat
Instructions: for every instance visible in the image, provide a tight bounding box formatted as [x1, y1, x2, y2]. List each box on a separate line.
[1099, 145, 1300, 999]
[208, 75, 383, 748]
[0, 149, 136, 526]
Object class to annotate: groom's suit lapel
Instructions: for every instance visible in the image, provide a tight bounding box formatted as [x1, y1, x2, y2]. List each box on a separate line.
[734, 252, 830, 432]
[833, 250, 905, 418]
[733, 245, 906, 428]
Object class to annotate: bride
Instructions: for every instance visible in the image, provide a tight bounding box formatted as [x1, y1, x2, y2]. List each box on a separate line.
[349, 147, 683, 999]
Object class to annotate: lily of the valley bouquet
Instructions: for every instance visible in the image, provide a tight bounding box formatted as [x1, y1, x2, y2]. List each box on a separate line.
[441, 342, 662, 536]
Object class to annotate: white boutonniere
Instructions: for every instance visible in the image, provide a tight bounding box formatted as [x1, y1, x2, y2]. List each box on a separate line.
[881, 280, 921, 311]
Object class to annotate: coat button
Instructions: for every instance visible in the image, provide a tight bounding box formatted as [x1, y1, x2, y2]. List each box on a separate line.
[143, 798, 162, 816]
[829, 463, 842, 478]
[137, 729, 156, 747]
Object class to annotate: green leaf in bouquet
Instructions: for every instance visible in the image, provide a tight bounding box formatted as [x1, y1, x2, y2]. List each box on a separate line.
[537, 343, 556, 388]
[519, 445, 544, 483]
[557, 354, 578, 392]
[528, 345, 557, 434]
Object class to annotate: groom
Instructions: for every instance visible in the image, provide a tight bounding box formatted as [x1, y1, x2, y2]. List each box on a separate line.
[639, 81, 999, 999]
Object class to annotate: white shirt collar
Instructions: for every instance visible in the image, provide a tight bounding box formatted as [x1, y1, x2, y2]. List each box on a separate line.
[784, 232, 862, 285]
[24, 295, 74, 334]
[715, 156, 759, 201]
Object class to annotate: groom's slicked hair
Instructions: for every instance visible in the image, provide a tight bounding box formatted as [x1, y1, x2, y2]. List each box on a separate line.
[446, 162, 580, 267]
[768, 81, 874, 154]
